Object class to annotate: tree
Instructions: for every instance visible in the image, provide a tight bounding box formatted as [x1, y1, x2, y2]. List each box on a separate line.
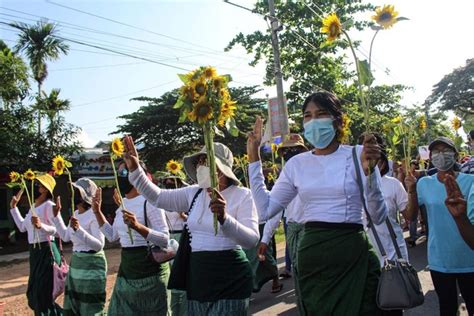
[426, 59, 474, 132]
[114, 86, 266, 171]
[37, 88, 71, 147]
[9, 20, 69, 133]
[0, 40, 30, 109]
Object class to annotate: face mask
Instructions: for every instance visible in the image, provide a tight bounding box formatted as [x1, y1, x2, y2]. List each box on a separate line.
[431, 152, 456, 171]
[74, 192, 83, 207]
[303, 118, 336, 149]
[118, 177, 134, 195]
[33, 184, 42, 199]
[196, 165, 211, 188]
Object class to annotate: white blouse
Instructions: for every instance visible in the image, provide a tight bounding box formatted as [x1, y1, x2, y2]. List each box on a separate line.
[10, 200, 57, 244]
[250, 145, 387, 225]
[52, 209, 105, 252]
[129, 168, 260, 251]
[165, 211, 186, 232]
[100, 195, 169, 248]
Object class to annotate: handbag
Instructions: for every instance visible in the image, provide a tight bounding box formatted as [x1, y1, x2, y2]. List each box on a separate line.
[144, 200, 179, 264]
[167, 188, 203, 291]
[352, 147, 424, 310]
[45, 208, 69, 301]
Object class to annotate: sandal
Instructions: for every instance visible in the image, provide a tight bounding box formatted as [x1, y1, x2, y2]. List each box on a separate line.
[271, 283, 283, 293]
[279, 271, 292, 279]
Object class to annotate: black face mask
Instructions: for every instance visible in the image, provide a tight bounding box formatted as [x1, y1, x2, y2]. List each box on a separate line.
[74, 191, 83, 207]
[118, 177, 134, 195]
[33, 183, 42, 199]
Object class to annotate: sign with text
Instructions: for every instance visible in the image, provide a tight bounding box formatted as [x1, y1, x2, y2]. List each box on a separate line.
[418, 146, 430, 160]
[267, 96, 289, 138]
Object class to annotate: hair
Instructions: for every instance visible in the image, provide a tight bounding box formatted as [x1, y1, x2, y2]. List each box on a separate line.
[357, 132, 386, 148]
[302, 91, 344, 141]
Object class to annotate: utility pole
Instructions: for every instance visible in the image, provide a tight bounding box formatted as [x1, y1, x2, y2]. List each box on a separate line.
[268, 0, 289, 137]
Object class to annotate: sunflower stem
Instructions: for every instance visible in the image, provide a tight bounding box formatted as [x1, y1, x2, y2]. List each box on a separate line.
[66, 167, 74, 218]
[110, 156, 134, 244]
[203, 122, 219, 235]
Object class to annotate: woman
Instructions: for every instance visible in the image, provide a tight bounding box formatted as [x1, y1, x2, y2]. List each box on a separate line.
[10, 174, 63, 315]
[123, 138, 259, 315]
[405, 137, 474, 316]
[93, 162, 170, 316]
[247, 91, 387, 315]
[51, 178, 107, 315]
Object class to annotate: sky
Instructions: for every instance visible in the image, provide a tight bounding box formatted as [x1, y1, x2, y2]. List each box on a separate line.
[1, 0, 473, 147]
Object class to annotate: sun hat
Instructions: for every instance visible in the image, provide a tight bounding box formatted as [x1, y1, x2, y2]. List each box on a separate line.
[277, 134, 308, 156]
[183, 143, 241, 186]
[36, 174, 56, 197]
[428, 136, 458, 153]
[155, 171, 189, 187]
[71, 178, 98, 205]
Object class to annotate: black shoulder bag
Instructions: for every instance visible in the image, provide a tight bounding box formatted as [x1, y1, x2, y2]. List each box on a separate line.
[167, 188, 203, 291]
[352, 147, 424, 310]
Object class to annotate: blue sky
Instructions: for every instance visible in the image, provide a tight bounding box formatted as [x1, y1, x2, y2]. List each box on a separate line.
[1, 0, 473, 146]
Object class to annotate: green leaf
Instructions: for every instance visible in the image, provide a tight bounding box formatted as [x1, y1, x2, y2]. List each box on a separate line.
[65, 161, 73, 168]
[370, 25, 384, 31]
[222, 74, 232, 83]
[173, 98, 184, 109]
[178, 109, 188, 123]
[396, 17, 409, 22]
[357, 59, 374, 86]
[214, 126, 225, 137]
[177, 74, 189, 84]
[6, 182, 22, 189]
[342, 19, 354, 29]
[225, 117, 239, 137]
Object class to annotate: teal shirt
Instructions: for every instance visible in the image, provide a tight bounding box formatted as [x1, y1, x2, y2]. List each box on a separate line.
[417, 173, 474, 273]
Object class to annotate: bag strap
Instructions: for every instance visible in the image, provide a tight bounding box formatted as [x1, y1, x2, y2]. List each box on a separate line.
[351, 147, 403, 260]
[187, 188, 203, 215]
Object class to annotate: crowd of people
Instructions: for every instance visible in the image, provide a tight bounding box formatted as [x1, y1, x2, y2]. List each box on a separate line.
[9, 91, 474, 316]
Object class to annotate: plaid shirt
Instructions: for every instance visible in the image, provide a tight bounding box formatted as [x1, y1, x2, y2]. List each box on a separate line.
[461, 157, 474, 174]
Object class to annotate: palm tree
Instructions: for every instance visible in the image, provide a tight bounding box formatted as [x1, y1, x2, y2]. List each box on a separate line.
[10, 20, 69, 134]
[38, 88, 71, 147]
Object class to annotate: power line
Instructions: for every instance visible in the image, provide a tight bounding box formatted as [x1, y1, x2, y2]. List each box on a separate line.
[50, 62, 147, 71]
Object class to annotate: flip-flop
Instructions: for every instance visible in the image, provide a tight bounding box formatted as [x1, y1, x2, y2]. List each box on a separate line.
[279, 272, 292, 279]
[271, 283, 283, 293]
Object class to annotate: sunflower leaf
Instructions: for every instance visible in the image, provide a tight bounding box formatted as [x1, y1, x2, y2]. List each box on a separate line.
[65, 161, 73, 168]
[214, 126, 225, 137]
[6, 182, 22, 189]
[173, 98, 184, 109]
[222, 74, 232, 83]
[178, 109, 188, 123]
[342, 19, 354, 29]
[225, 117, 239, 137]
[396, 17, 409, 22]
[357, 59, 374, 86]
[370, 25, 384, 31]
[178, 74, 189, 84]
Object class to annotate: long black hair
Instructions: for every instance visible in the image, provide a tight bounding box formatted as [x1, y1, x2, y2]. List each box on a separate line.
[302, 91, 344, 140]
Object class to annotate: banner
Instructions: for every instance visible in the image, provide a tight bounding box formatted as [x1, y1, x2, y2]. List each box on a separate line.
[267, 96, 289, 138]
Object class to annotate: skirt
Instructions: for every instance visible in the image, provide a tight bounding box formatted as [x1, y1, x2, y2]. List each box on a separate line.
[286, 222, 305, 315]
[27, 241, 63, 316]
[108, 246, 169, 316]
[63, 251, 107, 316]
[187, 249, 253, 315]
[169, 232, 187, 316]
[298, 223, 381, 316]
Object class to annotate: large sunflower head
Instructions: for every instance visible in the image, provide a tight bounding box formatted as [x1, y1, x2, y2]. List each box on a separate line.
[180, 84, 195, 102]
[111, 138, 125, 159]
[188, 97, 214, 125]
[192, 77, 207, 96]
[212, 76, 225, 90]
[9, 171, 21, 183]
[203, 66, 217, 79]
[23, 169, 35, 181]
[321, 13, 342, 42]
[372, 5, 399, 29]
[419, 118, 427, 130]
[166, 160, 183, 175]
[452, 117, 462, 131]
[52, 155, 66, 176]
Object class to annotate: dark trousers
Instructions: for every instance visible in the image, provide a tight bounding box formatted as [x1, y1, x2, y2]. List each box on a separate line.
[430, 270, 474, 316]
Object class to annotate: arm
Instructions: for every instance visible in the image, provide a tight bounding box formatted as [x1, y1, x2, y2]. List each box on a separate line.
[404, 173, 419, 221]
[51, 214, 71, 242]
[261, 211, 282, 245]
[394, 179, 409, 215]
[71, 220, 105, 252]
[40, 204, 57, 236]
[123, 205, 169, 248]
[129, 167, 191, 212]
[92, 188, 119, 242]
[10, 207, 27, 232]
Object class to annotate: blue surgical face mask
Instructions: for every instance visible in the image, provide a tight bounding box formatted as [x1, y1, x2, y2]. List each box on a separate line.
[303, 118, 336, 149]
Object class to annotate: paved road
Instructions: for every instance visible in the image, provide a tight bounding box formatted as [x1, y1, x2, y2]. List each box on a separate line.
[249, 236, 468, 315]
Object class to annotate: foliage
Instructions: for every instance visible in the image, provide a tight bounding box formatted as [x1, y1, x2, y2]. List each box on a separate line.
[114, 86, 266, 172]
[0, 41, 30, 108]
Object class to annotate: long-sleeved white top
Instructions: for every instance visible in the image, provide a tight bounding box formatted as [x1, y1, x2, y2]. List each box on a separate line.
[52, 209, 105, 252]
[165, 212, 185, 231]
[100, 195, 169, 248]
[367, 175, 409, 265]
[129, 168, 260, 251]
[10, 200, 57, 244]
[250, 145, 387, 225]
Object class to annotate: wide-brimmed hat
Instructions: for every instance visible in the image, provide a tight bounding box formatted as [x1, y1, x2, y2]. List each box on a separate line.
[183, 143, 241, 186]
[155, 171, 189, 187]
[428, 136, 458, 153]
[72, 178, 97, 205]
[36, 174, 56, 197]
[277, 134, 308, 155]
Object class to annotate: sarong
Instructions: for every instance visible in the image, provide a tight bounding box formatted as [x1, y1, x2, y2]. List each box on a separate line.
[286, 221, 305, 315]
[169, 231, 187, 316]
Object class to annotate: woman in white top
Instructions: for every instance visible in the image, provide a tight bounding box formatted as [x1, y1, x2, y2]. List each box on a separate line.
[247, 91, 387, 315]
[93, 162, 170, 316]
[10, 174, 62, 315]
[51, 178, 107, 315]
[123, 138, 259, 316]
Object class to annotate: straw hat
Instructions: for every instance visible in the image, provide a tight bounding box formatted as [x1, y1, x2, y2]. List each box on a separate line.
[277, 134, 308, 156]
[183, 143, 240, 186]
[36, 174, 56, 197]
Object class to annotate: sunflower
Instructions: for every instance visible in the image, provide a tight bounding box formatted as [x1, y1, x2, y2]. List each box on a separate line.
[451, 117, 462, 131]
[203, 66, 217, 79]
[218, 100, 237, 125]
[212, 76, 225, 90]
[166, 159, 182, 175]
[52, 155, 66, 176]
[9, 171, 21, 183]
[391, 116, 402, 124]
[111, 138, 124, 158]
[192, 77, 207, 96]
[321, 13, 342, 42]
[188, 97, 214, 125]
[271, 143, 278, 153]
[266, 172, 275, 183]
[372, 5, 399, 29]
[220, 88, 230, 100]
[242, 154, 249, 163]
[23, 169, 35, 181]
[419, 118, 427, 130]
[180, 84, 195, 102]
[185, 69, 198, 81]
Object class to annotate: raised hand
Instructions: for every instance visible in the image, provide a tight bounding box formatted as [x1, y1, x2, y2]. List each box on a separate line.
[70, 217, 80, 231]
[31, 216, 42, 229]
[53, 196, 62, 217]
[92, 188, 102, 214]
[257, 242, 267, 262]
[404, 172, 417, 194]
[444, 174, 467, 219]
[123, 135, 140, 172]
[10, 189, 23, 209]
[122, 210, 139, 230]
[113, 188, 122, 207]
[247, 116, 263, 163]
[361, 134, 382, 176]
[208, 188, 227, 224]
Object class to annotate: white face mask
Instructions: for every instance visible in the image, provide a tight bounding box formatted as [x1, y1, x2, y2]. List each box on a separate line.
[196, 165, 211, 188]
